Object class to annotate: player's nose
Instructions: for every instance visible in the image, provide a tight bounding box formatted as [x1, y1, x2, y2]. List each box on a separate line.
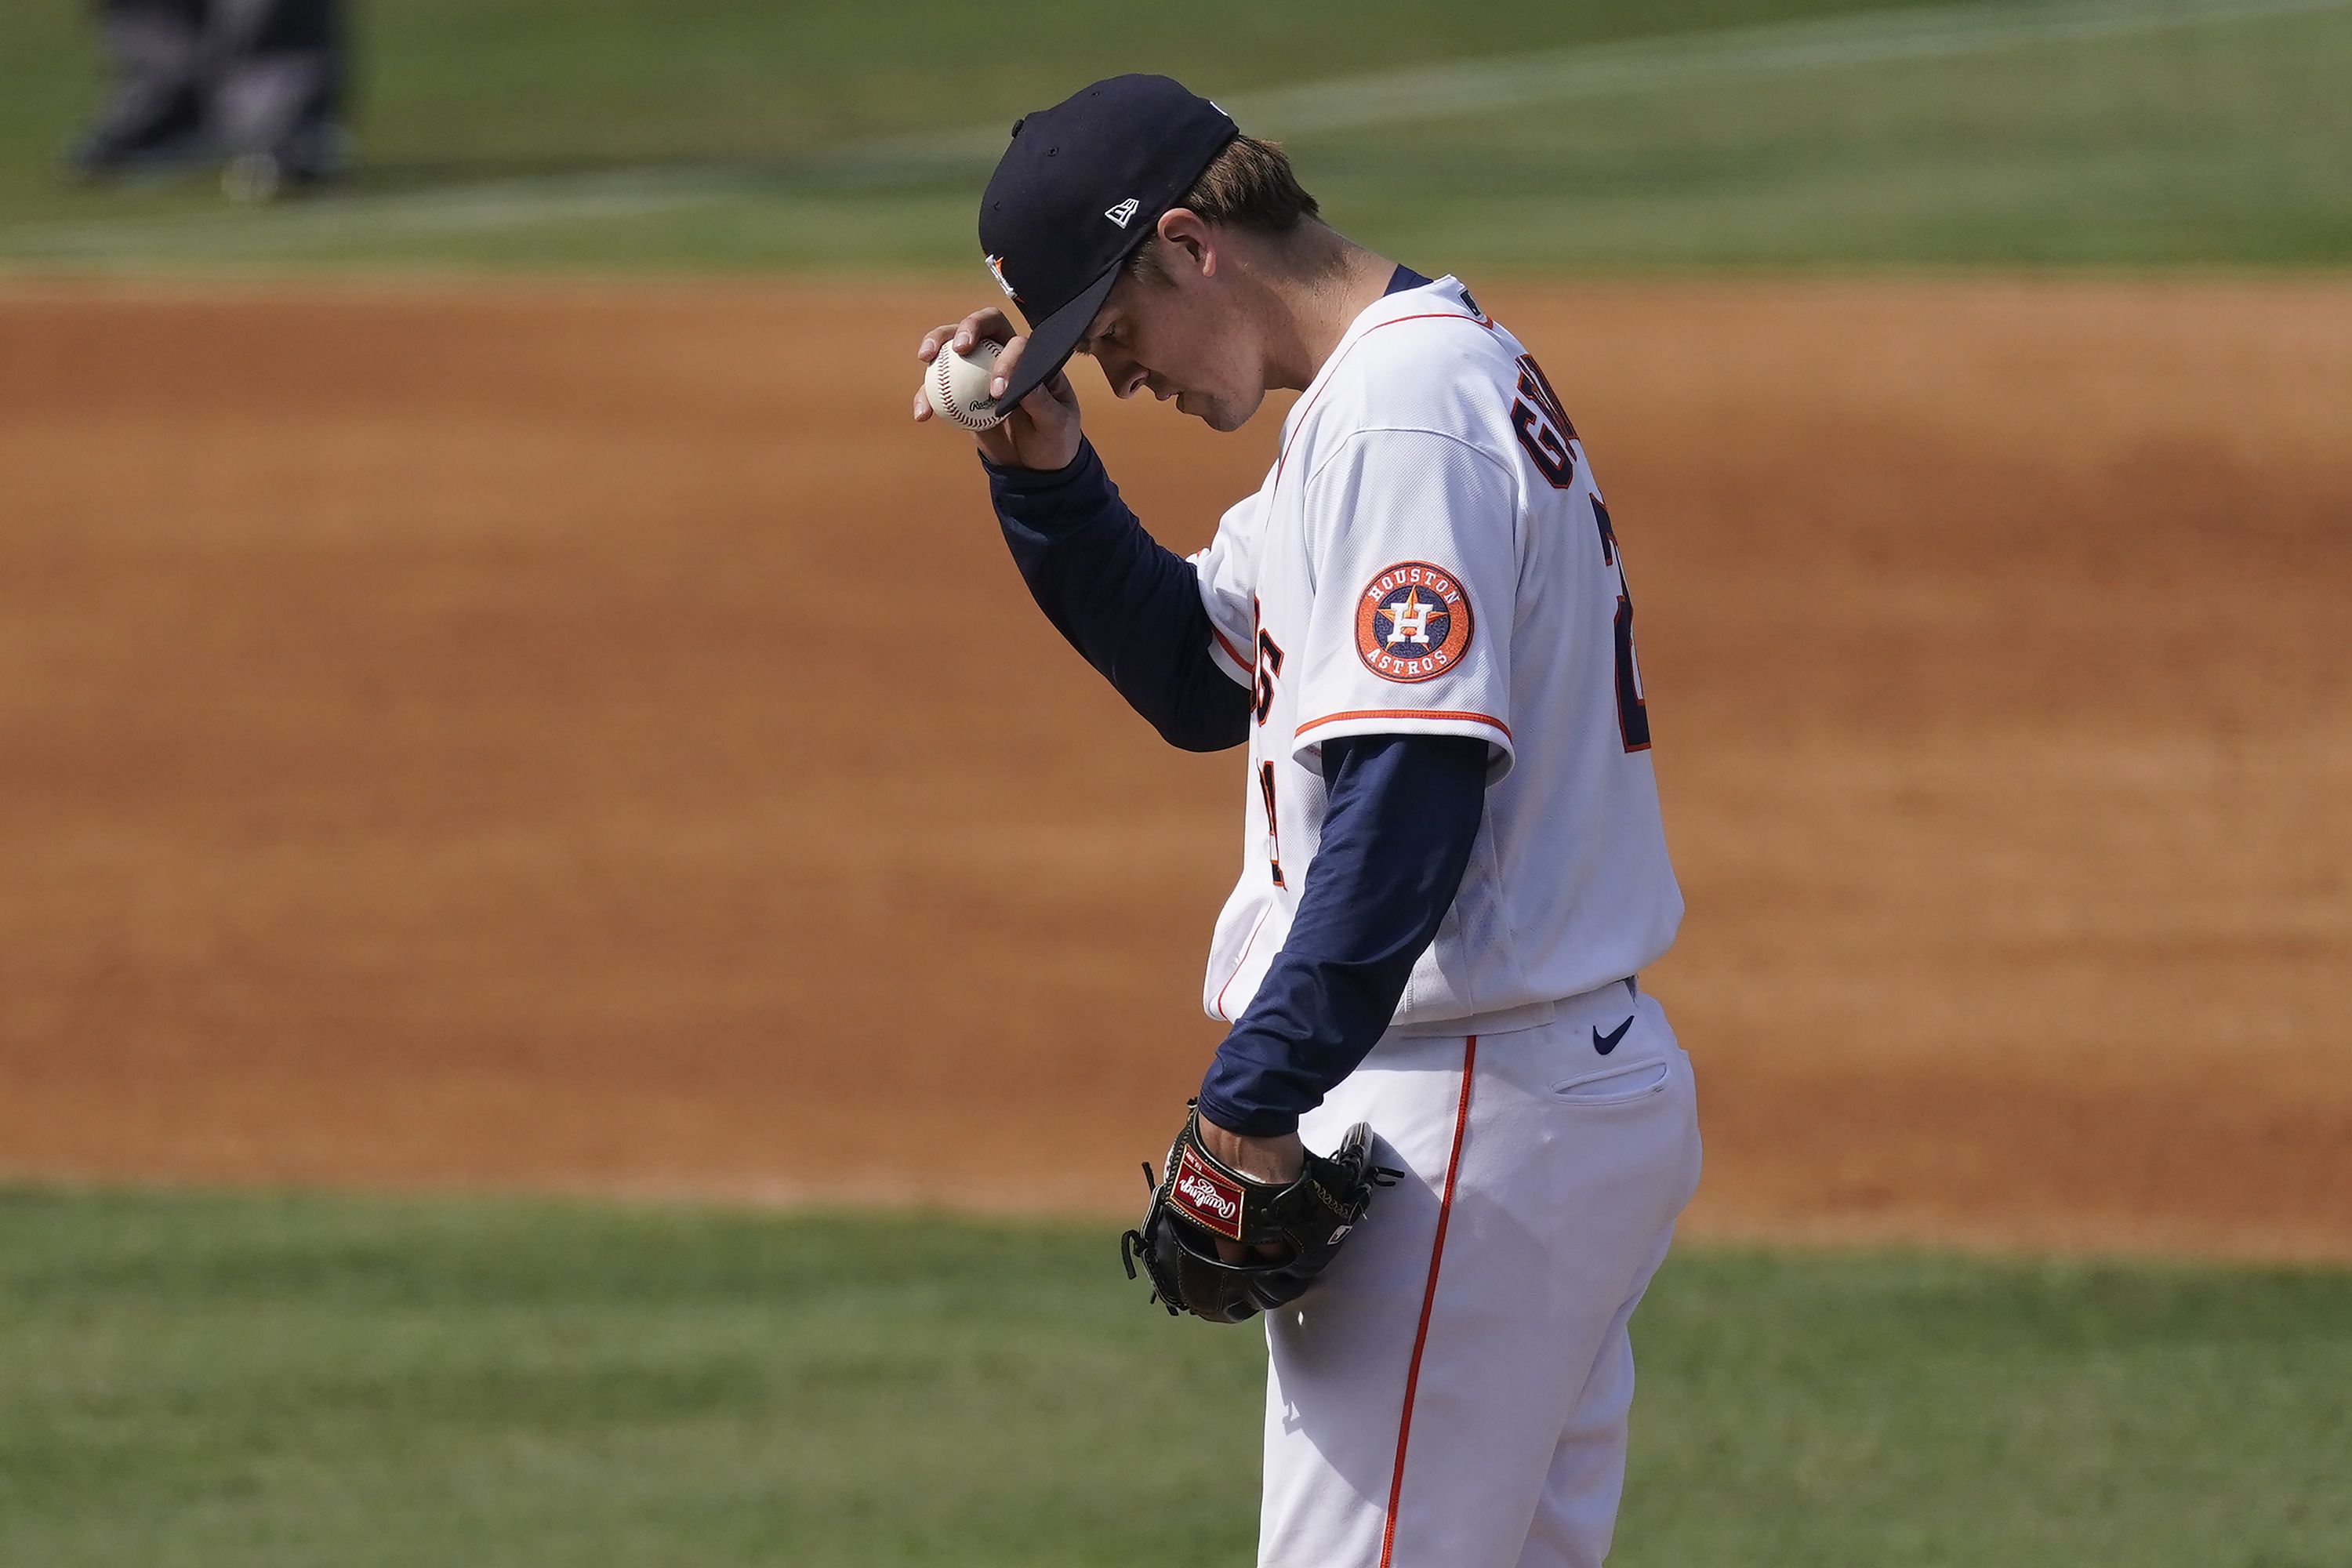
[1101, 350, 1147, 400]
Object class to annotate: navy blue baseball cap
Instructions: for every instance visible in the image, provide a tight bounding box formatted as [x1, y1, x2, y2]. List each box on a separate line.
[978, 75, 1238, 412]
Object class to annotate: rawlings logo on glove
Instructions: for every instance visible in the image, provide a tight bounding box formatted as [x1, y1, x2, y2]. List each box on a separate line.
[1120, 1104, 1401, 1325]
[1172, 1148, 1245, 1237]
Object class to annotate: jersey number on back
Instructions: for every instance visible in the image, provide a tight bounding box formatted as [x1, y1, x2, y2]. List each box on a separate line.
[1590, 496, 1651, 752]
[1509, 354, 1652, 753]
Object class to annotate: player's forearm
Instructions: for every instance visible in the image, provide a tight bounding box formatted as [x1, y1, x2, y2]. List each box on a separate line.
[1197, 734, 1488, 1136]
[986, 441, 1250, 752]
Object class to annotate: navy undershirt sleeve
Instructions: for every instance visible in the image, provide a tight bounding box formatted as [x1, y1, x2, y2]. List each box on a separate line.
[1196, 733, 1489, 1137]
[986, 440, 1250, 753]
[1000, 260, 1452, 1131]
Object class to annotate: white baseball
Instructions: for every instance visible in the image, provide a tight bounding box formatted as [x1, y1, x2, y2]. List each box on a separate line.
[926, 339, 1006, 430]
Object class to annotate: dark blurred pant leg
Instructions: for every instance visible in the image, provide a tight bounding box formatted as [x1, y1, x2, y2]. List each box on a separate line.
[70, 0, 210, 172]
[207, 0, 347, 177]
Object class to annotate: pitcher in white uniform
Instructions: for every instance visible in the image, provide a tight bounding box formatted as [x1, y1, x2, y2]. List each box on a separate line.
[913, 74, 1702, 1568]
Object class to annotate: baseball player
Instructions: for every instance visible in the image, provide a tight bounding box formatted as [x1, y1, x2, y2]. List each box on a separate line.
[912, 75, 1701, 1568]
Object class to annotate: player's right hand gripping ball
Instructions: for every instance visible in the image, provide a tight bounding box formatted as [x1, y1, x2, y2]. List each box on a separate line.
[1121, 1105, 1401, 1324]
[924, 338, 1007, 430]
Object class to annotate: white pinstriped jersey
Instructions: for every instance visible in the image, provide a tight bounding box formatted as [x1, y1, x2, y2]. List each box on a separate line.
[1191, 275, 1682, 1029]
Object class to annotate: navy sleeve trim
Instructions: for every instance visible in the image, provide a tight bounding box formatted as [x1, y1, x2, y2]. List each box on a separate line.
[1196, 733, 1487, 1136]
[986, 441, 1250, 753]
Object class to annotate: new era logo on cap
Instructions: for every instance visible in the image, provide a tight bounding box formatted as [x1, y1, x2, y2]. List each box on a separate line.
[1104, 198, 1140, 228]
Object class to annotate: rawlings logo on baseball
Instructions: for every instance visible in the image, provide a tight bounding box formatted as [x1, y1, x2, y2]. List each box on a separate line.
[1173, 1146, 1245, 1239]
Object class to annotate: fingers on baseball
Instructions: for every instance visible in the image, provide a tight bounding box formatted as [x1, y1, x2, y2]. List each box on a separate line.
[913, 323, 955, 420]
[989, 333, 1030, 400]
[915, 321, 961, 363]
[916, 311, 1000, 362]
[951, 307, 1015, 360]
[963, 305, 1014, 338]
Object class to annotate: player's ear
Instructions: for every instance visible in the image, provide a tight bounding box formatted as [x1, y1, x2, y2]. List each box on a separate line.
[1156, 208, 1216, 280]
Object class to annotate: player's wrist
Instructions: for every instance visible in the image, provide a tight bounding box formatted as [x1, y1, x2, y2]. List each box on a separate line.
[979, 434, 1094, 483]
[1194, 1109, 1306, 1185]
[1194, 1087, 1302, 1143]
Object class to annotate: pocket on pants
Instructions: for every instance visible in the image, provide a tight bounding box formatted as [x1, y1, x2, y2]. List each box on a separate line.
[1549, 1056, 1672, 1106]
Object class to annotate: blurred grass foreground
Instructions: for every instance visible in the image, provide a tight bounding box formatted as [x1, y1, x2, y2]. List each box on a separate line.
[3, 1188, 2350, 1568]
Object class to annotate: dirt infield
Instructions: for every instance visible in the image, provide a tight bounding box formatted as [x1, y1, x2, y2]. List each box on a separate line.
[2, 275, 2347, 1260]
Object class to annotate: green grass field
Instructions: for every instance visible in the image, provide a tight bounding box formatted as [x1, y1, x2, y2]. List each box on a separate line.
[4, 1186, 2349, 1567]
[2, 0, 2347, 270]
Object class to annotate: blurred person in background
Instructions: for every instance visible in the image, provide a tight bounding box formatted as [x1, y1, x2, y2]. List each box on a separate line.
[63, 0, 349, 199]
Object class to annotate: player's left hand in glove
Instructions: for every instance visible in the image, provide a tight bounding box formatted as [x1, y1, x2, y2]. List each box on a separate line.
[1122, 1104, 1401, 1324]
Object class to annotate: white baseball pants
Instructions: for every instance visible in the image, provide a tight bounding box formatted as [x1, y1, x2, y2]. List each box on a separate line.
[1258, 985, 1703, 1568]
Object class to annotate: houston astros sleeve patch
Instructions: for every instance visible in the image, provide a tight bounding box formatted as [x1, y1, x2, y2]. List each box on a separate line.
[1355, 561, 1474, 683]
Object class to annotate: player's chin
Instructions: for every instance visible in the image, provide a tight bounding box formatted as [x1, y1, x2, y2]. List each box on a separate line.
[1178, 390, 1257, 434]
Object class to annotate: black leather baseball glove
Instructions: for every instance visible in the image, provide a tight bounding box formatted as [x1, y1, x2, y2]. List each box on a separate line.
[1120, 1104, 1401, 1324]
